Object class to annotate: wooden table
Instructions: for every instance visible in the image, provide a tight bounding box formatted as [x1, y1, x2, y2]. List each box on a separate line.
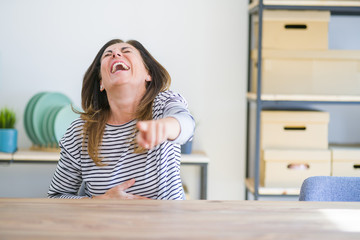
[1, 199, 359, 240]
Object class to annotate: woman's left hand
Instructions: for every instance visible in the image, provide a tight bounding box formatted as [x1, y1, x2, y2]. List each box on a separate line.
[136, 117, 180, 149]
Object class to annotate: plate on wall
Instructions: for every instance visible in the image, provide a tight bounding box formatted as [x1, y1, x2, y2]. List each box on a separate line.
[46, 106, 63, 146]
[41, 107, 56, 146]
[24, 92, 47, 146]
[54, 105, 80, 142]
[32, 92, 72, 147]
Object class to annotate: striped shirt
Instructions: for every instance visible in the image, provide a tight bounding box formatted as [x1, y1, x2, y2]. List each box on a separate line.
[48, 90, 194, 200]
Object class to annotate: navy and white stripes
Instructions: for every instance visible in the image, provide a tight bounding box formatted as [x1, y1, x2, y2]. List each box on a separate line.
[48, 90, 194, 200]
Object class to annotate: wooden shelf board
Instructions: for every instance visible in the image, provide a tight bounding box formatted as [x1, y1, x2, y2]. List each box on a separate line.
[13, 150, 60, 161]
[181, 151, 209, 164]
[251, 49, 360, 60]
[6, 149, 209, 164]
[250, 0, 360, 8]
[246, 178, 300, 195]
[247, 92, 360, 102]
[0, 152, 13, 160]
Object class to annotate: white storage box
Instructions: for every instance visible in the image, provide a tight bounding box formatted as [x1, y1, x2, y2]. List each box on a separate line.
[254, 10, 330, 50]
[251, 49, 360, 95]
[261, 111, 329, 149]
[331, 145, 360, 177]
[260, 148, 331, 188]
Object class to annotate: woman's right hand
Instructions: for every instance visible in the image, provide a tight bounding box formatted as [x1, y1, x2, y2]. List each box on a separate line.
[93, 179, 150, 200]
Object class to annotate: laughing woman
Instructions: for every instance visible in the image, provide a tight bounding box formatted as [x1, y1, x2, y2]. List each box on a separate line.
[48, 39, 195, 200]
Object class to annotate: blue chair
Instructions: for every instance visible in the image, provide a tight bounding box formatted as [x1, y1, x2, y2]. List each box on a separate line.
[299, 176, 360, 202]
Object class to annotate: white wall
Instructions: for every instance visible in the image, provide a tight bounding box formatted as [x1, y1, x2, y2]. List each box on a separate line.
[0, 0, 248, 200]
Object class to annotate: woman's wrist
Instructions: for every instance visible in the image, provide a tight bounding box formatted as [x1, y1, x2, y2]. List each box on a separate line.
[163, 117, 180, 141]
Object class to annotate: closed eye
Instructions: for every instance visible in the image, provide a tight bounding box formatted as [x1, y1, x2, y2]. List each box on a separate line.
[102, 50, 113, 59]
[121, 47, 132, 54]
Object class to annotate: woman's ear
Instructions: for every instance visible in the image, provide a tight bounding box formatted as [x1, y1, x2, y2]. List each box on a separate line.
[145, 75, 152, 82]
[100, 80, 104, 91]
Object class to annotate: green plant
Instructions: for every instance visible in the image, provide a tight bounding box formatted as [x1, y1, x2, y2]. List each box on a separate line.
[0, 108, 16, 129]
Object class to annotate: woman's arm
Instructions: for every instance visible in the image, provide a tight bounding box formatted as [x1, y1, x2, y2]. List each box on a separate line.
[49, 145, 150, 200]
[136, 92, 195, 149]
[93, 179, 150, 200]
[136, 117, 181, 149]
[47, 145, 84, 199]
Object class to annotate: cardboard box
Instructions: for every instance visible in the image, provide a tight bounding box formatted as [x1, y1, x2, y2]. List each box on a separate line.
[261, 110, 329, 149]
[331, 145, 360, 177]
[254, 10, 330, 50]
[251, 49, 360, 95]
[261, 148, 331, 187]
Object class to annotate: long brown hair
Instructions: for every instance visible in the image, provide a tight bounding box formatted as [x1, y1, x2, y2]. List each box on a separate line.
[81, 39, 171, 166]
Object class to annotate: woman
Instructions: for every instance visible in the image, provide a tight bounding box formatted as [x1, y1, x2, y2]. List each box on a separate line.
[48, 39, 195, 200]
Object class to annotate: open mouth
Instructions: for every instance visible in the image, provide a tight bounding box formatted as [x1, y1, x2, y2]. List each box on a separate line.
[111, 61, 130, 73]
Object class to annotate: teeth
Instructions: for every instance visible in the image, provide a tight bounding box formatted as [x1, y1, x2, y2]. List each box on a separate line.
[111, 62, 129, 73]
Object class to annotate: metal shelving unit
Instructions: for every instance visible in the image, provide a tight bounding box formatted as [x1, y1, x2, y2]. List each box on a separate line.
[246, 0, 360, 200]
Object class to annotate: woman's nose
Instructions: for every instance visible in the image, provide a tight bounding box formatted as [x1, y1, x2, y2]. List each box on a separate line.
[112, 51, 122, 58]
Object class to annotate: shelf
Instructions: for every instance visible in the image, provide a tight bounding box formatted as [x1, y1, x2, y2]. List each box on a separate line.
[13, 150, 60, 161]
[246, 178, 300, 196]
[247, 92, 360, 103]
[249, 0, 360, 14]
[1, 149, 209, 164]
[0, 152, 12, 161]
[251, 0, 360, 7]
[181, 151, 210, 164]
[0, 149, 209, 200]
[246, 0, 360, 200]
[0, 150, 209, 200]
[252, 49, 360, 60]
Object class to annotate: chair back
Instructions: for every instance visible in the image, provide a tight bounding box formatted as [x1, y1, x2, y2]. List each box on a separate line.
[299, 176, 360, 201]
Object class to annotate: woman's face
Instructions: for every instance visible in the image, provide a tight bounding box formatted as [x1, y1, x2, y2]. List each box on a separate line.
[99, 42, 150, 91]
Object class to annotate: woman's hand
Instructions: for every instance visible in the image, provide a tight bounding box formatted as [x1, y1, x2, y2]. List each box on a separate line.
[93, 179, 150, 200]
[136, 117, 180, 149]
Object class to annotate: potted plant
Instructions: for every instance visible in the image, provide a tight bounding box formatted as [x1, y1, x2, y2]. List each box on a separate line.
[181, 138, 193, 154]
[0, 107, 17, 153]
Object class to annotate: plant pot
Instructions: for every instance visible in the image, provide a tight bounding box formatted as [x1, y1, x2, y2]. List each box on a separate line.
[0, 129, 17, 153]
[181, 140, 193, 154]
